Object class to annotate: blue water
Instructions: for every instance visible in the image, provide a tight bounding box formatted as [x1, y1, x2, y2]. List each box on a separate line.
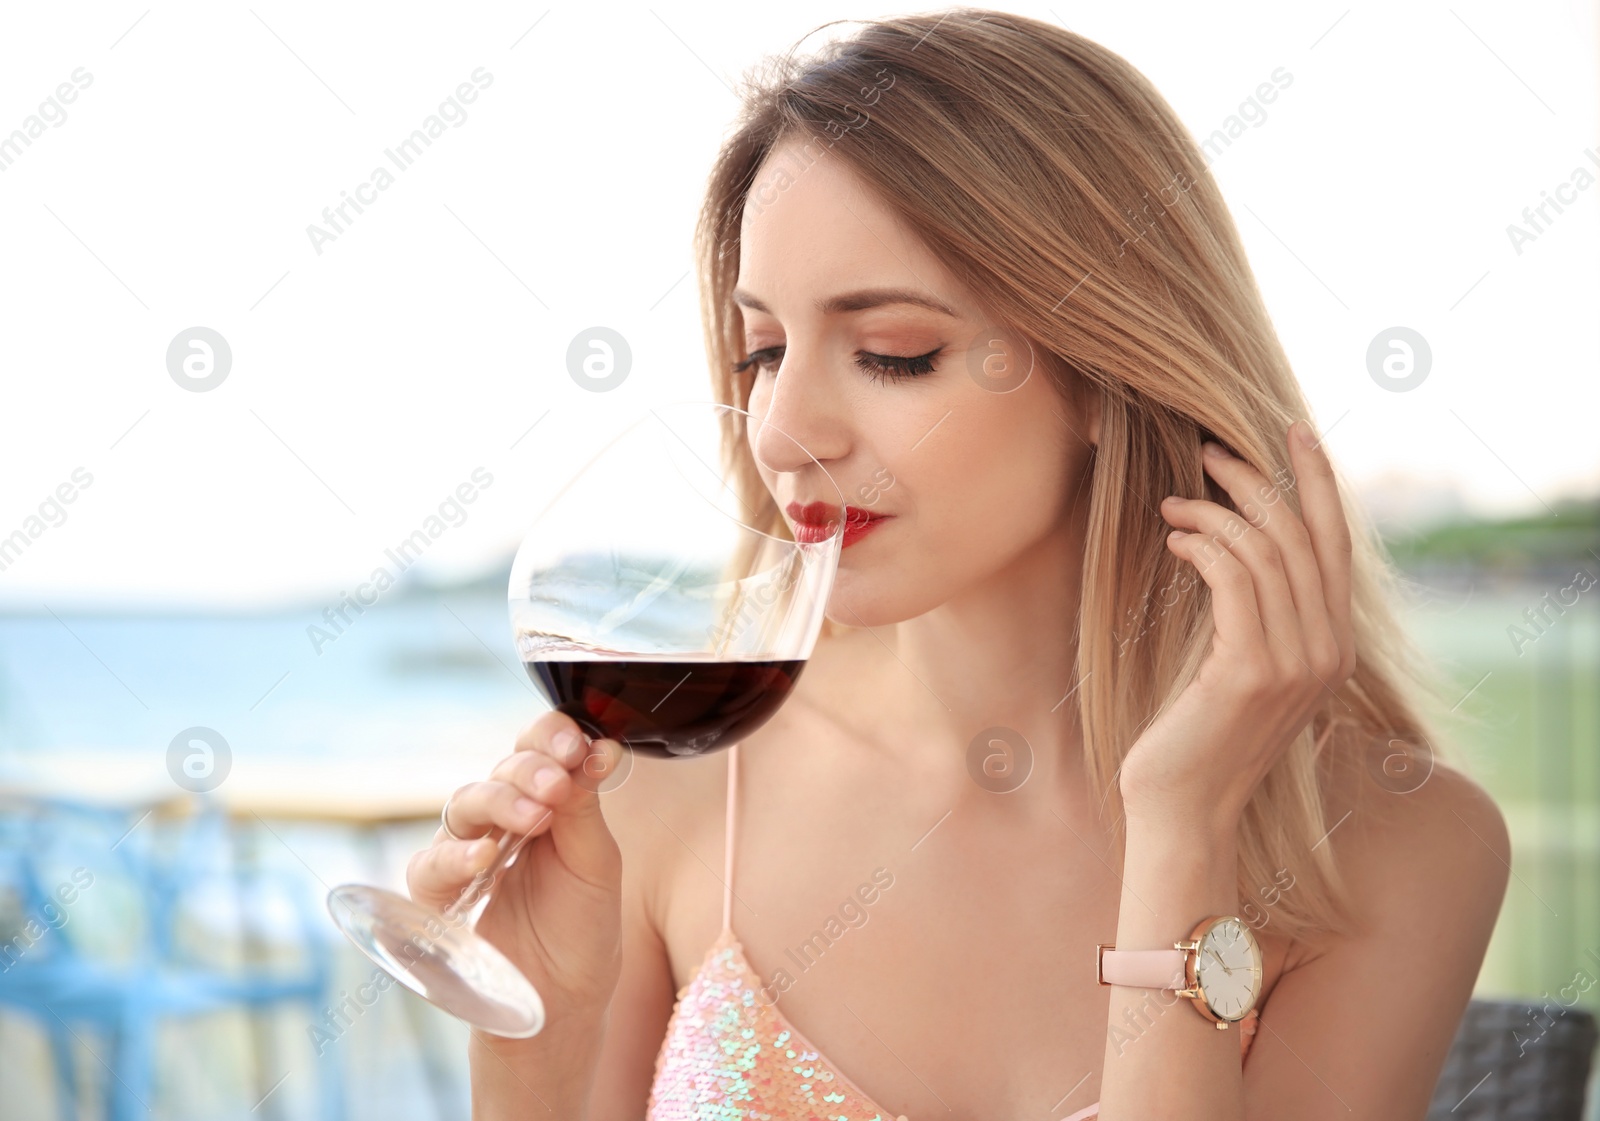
[0, 589, 540, 763]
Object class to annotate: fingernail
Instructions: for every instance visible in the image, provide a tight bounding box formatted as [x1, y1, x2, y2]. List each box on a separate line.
[552, 730, 584, 761]
[1294, 421, 1317, 448]
[1202, 440, 1226, 457]
[532, 769, 561, 797]
[514, 795, 539, 816]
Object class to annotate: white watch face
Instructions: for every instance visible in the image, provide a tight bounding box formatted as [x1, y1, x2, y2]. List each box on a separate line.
[1194, 918, 1262, 1021]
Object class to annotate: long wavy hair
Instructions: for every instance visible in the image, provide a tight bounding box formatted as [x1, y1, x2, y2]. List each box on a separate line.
[694, 7, 1466, 946]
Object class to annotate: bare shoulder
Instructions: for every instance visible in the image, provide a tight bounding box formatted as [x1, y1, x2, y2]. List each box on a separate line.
[1292, 755, 1511, 967]
[1334, 757, 1511, 938]
[1243, 757, 1512, 1119]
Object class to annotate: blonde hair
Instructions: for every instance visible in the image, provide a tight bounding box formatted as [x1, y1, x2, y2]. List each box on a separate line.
[695, 7, 1470, 947]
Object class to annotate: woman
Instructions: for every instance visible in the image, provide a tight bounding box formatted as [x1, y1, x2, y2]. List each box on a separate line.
[407, 9, 1510, 1119]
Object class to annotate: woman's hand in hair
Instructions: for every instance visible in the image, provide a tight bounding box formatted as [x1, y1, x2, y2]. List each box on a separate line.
[1118, 419, 1357, 834]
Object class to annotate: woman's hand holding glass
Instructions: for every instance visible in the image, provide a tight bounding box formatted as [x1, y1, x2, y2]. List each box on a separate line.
[406, 712, 628, 1024]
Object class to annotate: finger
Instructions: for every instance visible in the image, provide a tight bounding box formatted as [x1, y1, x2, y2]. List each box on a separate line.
[502, 734, 626, 798]
[1161, 493, 1301, 658]
[513, 709, 597, 769]
[1288, 420, 1356, 679]
[448, 778, 555, 838]
[507, 715, 626, 796]
[442, 782, 494, 841]
[526, 733, 625, 887]
[567, 733, 627, 795]
[407, 834, 499, 910]
[491, 750, 576, 805]
[1164, 525, 1266, 660]
[1200, 438, 1335, 673]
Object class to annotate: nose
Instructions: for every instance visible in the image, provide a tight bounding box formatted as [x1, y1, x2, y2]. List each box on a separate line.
[747, 348, 846, 486]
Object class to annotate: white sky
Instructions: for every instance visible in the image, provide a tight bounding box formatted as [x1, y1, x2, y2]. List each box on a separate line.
[0, 1, 1596, 609]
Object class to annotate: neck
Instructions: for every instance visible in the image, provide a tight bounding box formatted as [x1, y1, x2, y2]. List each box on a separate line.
[838, 510, 1090, 796]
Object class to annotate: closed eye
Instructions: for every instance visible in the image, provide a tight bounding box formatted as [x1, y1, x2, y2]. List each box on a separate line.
[732, 346, 785, 376]
[855, 347, 942, 383]
[732, 345, 944, 384]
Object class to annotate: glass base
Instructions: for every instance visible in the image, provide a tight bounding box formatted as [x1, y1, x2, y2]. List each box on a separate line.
[325, 883, 545, 1039]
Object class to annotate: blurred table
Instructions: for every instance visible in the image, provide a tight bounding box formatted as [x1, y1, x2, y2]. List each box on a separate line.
[0, 745, 503, 823]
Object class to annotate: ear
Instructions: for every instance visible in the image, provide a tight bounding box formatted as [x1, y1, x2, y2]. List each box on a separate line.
[1066, 363, 1101, 447]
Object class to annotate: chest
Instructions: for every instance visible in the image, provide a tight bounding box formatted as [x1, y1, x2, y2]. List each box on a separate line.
[655, 748, 1286, 1120]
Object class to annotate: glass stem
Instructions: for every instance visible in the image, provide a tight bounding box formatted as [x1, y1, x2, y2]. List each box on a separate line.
[439, 807, 553, 930]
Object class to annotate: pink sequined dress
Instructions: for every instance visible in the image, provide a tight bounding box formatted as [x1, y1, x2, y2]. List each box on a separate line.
[645, 742, 1258, 1119]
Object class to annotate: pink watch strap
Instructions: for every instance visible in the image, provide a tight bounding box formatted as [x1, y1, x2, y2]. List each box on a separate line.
[1100, 948, 1187, 989]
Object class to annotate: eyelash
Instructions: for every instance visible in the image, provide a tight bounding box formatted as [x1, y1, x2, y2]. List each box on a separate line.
[731, 345, 943, 384]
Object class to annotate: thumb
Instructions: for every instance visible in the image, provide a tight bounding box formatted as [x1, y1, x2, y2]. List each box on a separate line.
[544, 734, 626, 881]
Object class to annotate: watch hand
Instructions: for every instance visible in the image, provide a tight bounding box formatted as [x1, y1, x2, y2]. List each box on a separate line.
[1206, 948, 1233, 975]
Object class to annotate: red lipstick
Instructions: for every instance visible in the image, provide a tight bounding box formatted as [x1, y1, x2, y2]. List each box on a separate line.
[785, 501, 891, 548]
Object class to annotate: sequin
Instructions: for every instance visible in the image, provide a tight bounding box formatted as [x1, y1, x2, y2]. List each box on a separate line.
[646, 924, 893, 1119]
[644, 744, 1259, 1121]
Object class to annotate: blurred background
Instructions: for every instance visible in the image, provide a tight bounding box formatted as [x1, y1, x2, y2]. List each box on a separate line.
[1, 1, 1596, 1118]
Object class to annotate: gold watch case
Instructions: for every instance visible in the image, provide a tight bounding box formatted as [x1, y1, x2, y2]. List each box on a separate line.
[1177, 914, 1262, 1025]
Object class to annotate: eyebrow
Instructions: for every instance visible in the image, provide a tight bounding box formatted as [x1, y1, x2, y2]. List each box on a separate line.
[732, 286, 958, 318]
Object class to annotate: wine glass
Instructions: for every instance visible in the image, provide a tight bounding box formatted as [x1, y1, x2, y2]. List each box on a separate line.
[325, 400, 844, 1039]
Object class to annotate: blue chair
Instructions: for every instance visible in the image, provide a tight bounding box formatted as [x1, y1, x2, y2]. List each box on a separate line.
[0, 793, 344, 1121]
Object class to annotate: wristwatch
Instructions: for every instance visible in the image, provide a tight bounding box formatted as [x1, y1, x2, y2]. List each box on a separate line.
[1097, 914, 1262, 1027]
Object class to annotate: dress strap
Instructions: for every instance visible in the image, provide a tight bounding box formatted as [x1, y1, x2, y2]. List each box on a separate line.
[721, 742, 738, 934]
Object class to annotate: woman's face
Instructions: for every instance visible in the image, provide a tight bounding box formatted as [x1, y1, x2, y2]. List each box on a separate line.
[737, 135, 1098, 627]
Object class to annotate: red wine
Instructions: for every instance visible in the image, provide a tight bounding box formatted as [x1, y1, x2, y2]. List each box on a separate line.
[523, 658, 807, 759]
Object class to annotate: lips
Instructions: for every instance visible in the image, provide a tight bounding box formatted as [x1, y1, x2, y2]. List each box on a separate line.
[785, 501, 890, 548]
